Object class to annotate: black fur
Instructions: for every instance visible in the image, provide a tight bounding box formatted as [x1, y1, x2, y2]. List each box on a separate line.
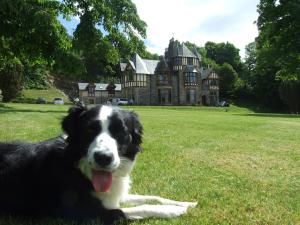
[0, 105, 143, 225]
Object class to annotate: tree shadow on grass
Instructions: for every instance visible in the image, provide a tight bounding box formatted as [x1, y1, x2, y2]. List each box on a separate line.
[0, 104, 67, 114]
[237, 113, 300, 119]
[0, 215, 93, 225]
[0, 103, 14, 109]
[0, 108, 67, 114]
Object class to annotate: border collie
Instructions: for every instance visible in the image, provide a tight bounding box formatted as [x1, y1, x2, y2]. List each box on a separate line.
[0, 104, 196, 224]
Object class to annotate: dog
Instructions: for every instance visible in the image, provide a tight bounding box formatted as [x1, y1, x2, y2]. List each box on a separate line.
[0, 104, 196, 224]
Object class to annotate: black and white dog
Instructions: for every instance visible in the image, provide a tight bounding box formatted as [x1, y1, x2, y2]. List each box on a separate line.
[0, 104, 196, 224]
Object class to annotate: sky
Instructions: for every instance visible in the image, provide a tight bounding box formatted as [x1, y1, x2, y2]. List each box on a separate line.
[132, 0, 260, 59]
[60, 0, 260, 59]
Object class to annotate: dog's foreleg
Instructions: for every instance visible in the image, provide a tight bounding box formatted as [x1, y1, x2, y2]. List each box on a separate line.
[121, 204, 188, 220]
[122, 194, 197, 208]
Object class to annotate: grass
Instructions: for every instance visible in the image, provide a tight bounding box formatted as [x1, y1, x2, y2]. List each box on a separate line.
[0, 103, 299, 225]
[14, 86, 70, 104]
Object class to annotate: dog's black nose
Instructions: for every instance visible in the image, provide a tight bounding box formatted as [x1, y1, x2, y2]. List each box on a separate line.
[94, 152, 113, 167]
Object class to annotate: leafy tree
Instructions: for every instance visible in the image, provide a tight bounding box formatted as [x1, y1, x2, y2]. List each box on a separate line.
[140, 51, 159, 60]
[65, 0, 147, 78]
[279, 80, 300, 113]
[216, 63, 238, 97]
[184, 41, 216, 67]
[0, 0, 70, 64]
[0, 0, 71, 100]
[52, 50, 86, 79]
[253, 0, 300, 110]
[205, 41, 243, 74]
[257, 0, 300, 81]
[244, 42, 257, 72]
[0, 58, 23, 102]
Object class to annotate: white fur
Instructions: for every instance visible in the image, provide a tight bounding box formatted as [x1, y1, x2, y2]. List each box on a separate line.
[79, 157, 135, 209]
[122, 194, 198, 208]
[121, 204, 188, 220]
[79, 105, 197, 220]
[87, 105, 120, 171]
[94, 158, 135, 209]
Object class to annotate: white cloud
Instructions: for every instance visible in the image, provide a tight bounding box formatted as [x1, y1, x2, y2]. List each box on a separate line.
[132, 0, 259, 59]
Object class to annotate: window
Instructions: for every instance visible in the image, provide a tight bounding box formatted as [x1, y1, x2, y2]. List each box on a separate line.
[173, 57, 182, 65]
[88, 98, 95, 104]
[157, 74, 171, 85]
[210, 79, 217, 86]
[186, 90, 196, 104]
[129, 71, 134, 81]
[159, 74, 166, 81]
[185, 72, 197, 85]
[123, 72, 146, 87]
[158, 89, 171, 104]
[187, 58, 193, 65]
[88, 84, 96, 97]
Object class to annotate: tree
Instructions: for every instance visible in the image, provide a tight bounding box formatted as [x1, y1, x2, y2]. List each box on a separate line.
[65, 0, 147, 78]
[184, 41, 216, 67]
[279, 80, 300, 113]
[205, 41, 243, 74]
[0, 0, 71, 100]
[257, 0, 300, 81]
[0, 58, 23, 102]
[254, 0, 300, 110]
[216, 63, 238, 97]
[0, 0, 70, 64]
[244, 42, 257, 72]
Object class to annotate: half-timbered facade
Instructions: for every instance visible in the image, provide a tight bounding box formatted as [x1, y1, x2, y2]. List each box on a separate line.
[120, 38, 219, 106]
[78, 83, 122, 105]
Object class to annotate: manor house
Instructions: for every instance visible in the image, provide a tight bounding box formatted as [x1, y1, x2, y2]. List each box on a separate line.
[120, 38, 219, 106]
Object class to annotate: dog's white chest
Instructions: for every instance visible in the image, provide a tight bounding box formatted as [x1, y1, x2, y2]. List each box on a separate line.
[94, 175, 131, 209]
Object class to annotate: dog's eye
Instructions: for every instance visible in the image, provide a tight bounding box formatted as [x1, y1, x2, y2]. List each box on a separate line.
[86, 122, 101, 134]
[115, 132, 131, 145]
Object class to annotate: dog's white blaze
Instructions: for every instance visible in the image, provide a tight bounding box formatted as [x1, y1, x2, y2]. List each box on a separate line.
[99, 105, 113, 121]
[87, 105, 120, 170]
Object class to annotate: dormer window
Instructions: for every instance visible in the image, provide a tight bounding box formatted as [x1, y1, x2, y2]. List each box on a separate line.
[87, 83, 96, 97]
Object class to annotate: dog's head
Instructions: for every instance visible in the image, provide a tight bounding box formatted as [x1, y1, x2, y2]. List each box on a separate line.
[62, 104, 143, 192]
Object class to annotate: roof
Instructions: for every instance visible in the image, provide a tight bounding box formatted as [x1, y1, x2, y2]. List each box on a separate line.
[78, 83, 121, 91]
[120, 53, 159, 75]
[201, 68, 213, 79]
[167, 39, 199, 59]
[143, 59, 159, 74]
[131, 53, 148, 74]
[192, 48, 202, 60]
[180, 43, 198, 58]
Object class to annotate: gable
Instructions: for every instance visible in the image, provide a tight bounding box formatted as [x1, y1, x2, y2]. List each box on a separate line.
[208, 72, 219, 79]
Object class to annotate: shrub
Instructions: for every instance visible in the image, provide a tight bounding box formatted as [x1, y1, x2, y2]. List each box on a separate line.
[0, 58, 23, 102]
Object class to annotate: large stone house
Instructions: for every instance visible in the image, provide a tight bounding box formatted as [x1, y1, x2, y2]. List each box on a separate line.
[120, 38, 219, 105]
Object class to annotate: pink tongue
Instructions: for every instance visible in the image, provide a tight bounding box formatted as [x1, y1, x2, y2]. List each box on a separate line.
[92, 170, 113, 192]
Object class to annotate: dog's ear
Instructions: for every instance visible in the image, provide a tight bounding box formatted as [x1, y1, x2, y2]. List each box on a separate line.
[62, 104, 87, 136]
[129, 111, 143, 151]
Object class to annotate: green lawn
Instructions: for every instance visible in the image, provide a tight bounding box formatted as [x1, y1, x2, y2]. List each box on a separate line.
[15, 87, 71, 104]
[0, 103, 299, 225]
